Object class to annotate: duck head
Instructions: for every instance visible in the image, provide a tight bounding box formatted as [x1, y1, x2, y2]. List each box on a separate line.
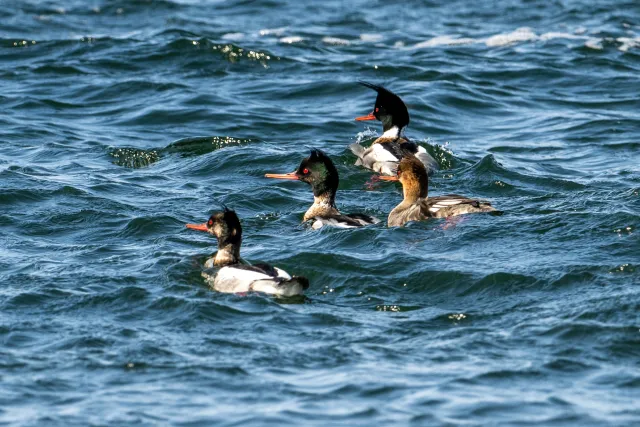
[265, 149, 339, 205]
[355, 82, 410, 134]
[379, 156, 429, 202]
[186, 207, 242, 265]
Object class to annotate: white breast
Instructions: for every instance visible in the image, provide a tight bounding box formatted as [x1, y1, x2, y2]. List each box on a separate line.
[381, 126, 400, 138]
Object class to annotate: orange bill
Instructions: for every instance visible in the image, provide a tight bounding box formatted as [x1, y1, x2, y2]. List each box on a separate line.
[186, 223, 208, 231]
[264, 172, 298, 180]
[378, 175, 399, 181]
[355, 112, 376, 121]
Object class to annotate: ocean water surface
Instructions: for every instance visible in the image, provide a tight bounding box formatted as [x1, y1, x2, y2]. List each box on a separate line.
[1, 0, 639, 425]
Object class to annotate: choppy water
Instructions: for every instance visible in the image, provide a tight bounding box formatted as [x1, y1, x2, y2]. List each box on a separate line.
[2, 0, 640, 425]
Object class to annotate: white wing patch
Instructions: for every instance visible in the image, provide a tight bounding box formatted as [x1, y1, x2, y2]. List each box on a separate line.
[370, 143, 399, 162]
[353, 216, 380, 226]
[429, 199, 465, 213]
[435, 199, 465, 206]
[312, 218, 360, 229]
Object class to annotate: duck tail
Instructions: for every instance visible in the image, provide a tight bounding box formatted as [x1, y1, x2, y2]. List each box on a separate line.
[288, 276, 310, 290]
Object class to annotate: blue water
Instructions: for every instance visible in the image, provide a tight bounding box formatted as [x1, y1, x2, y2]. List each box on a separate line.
[1, 0, 639, 425]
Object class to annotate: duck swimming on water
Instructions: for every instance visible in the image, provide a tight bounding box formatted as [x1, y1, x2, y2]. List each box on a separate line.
[265, 149, 379, 229]
[381, 156, 496, 227]
[186, 208, 309, 296]
[350, 82, 438, 176]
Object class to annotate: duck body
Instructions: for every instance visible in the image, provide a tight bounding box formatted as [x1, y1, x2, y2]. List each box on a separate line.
[388, 194, 496, 227]
[186, 209, 309, 297]
[266, 149, 379, 229]
[382, 156, 497, 227]
[350, 132, 438, 176]
[309, 212, 379, 229]
[352, 82, 438, 176]
[203, 262, 309, 297]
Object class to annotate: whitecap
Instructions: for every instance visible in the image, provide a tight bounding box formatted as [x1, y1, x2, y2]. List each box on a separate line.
[485, 27, 537, 47]
[584, 38, 603, 50]
[259, 27, 287, 37]
[279, 36, 304, 44]
[322, 36, 350, 46]
[414, 35, 477, 48]
[360, 33, 383, 42]
[222, 33, 244, 41]
[617, 37, 640, 52]
[539, 32, 587, 41]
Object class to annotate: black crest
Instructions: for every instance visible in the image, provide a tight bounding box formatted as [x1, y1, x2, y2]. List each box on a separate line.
[359, 81, 410, 129]
[213, 207, 242, 245]
[298, 149, 340, 200]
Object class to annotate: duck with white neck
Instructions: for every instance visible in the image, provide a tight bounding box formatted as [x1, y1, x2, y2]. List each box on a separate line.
[265, 149, 379, 229]
[186, 208, 309, 296]
[350, 81, 438, 176]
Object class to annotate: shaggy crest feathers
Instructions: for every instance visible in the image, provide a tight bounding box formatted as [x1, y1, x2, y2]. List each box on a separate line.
[212, 208, 242, 246]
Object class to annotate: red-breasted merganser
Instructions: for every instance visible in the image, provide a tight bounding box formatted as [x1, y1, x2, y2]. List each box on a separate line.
[381, 156, 496, 226]
[351, 82, 438, 176]
[265, 149, 379, 229]
[186, 208, 309, 296]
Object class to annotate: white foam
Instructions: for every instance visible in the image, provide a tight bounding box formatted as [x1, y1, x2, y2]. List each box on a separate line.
[485, 27, 537, 47]
[259, 27, 287, 37]
[402, 26, 620, 52]
[414, 35, 476, 48]
[222, 32, 244, 41]
[322, 36, 350, 46]
[355, 128, 379, 144]
[279, 36, 305, 44]
[617, 37, 640, 52]
[539, 32, 586, 41]
[585, 38, 603, 50]
[360, 33, 383, 42]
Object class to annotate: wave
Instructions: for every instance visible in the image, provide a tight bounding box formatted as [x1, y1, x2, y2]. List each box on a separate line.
[410, 27, 639, 52]
[109, 135, 254, 168]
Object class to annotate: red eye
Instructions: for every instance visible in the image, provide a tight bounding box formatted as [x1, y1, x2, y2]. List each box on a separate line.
[303, 168, 309, 174]
[375, 107, 379, 112]
[208, 219, 213, 226]
[397, 170, 402, 177]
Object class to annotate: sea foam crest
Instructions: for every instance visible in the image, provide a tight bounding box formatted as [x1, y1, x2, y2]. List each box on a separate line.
[410, 27, 639, 52]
